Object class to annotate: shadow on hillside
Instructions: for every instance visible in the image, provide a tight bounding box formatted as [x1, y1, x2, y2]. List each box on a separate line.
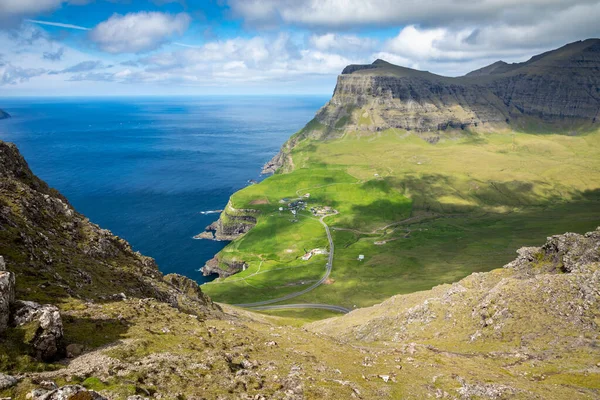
[61, 315, 132, 350]
[378, 174, 581, 215]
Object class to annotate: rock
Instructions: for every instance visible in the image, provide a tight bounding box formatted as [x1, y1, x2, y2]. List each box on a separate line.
[29, 385, 107, 400]
[0, 256, 15, 334]
[39, 381, 58, 390]
[0, 373, 18, 389]
[12, 300, 64, 361]
[193, 231, 215, 240]
[66, 343, 84, 358]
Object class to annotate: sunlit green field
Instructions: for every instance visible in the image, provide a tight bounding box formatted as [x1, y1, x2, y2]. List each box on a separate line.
[202, 128, 600, 308]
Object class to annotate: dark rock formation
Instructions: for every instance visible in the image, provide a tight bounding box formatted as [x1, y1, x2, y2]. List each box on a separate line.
[0, 109, 10, 120]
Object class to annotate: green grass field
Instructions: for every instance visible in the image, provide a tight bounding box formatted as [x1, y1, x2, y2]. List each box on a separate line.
[202, 128, 600, 309]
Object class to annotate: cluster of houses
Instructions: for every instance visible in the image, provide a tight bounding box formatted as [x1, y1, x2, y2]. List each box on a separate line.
[278, 193, 338, 219]
[301, 248, 329, 261]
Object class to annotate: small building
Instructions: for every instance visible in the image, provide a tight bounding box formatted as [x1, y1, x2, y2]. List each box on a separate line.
[278, 207, 284, 211]
[301, 252, 313, 261]
[304, 193, 311, 198]
[358, 254, 365, 261]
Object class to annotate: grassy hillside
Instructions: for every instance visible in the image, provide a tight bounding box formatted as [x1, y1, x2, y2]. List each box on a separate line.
[202, 127, 600, 308]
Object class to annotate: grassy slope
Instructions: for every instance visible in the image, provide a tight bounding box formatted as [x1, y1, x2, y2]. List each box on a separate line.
[202, 127, 600, 308]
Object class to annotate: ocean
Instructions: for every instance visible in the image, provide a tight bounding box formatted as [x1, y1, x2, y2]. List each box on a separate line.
[0, 96, 328, 283]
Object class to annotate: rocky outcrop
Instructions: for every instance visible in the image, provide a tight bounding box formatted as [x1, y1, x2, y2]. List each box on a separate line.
[0, 256, 15, 334]
[199, 201, 258, 242]
[0, 109, 10, 120]
[163, 273, 221, 313]
[12, 300, 64, 361]
[201, 256, 247, 278]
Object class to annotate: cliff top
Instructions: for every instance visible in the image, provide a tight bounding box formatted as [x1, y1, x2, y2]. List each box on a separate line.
[341, 38, 600, 81]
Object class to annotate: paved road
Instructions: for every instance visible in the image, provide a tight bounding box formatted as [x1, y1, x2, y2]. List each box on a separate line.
[233, 213, 337, 309]
[249, 303, 351, 314]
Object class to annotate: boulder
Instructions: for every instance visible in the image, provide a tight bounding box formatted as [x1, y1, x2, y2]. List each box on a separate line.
[0, 373, 18, 389]
[66, 343, 84, 358]
[29, 385, 108, 400]
[0, 255, 15, 334]
[12, 300, 64, 361]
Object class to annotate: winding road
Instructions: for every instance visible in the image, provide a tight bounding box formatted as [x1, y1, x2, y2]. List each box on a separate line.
[233, 213, 350, 313]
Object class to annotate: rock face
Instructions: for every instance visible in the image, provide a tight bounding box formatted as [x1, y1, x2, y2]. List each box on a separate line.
[0, 256, 15, 334]
[12, 300, 64, 361]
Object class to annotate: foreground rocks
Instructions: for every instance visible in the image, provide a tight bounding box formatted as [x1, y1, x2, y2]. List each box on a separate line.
[0, 255, 15, 334]
[12, 300, 64, 361]
[29, 385, 107, 400]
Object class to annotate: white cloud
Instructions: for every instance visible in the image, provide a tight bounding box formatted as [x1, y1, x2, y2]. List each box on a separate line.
[227, 0, 600, 29]
[89, 12, 191, 54]
[309, 34, 378, 54]
[0, 0, 89, 26]
[0, 63, 47, 85]
[0, 0, 64, 16]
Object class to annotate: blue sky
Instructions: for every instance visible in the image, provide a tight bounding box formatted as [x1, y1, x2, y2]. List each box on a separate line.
[0, 0, 599, 96]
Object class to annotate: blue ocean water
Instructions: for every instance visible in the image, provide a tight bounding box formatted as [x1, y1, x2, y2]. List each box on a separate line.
[0, 96, 327, 283]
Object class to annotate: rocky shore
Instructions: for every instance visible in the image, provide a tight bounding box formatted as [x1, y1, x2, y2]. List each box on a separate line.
[195, 201, 258, 242]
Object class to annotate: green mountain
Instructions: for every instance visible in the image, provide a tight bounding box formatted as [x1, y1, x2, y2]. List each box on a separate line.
[199, 40, 600, 310]
[1, 139, 599, 399]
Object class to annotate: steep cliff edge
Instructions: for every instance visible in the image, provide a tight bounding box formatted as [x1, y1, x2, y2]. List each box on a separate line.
[264, 39, 600, 172]
[0, 140, 217, 315]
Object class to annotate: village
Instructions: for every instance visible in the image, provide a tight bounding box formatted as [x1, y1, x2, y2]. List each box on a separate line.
[275, 194, 366, 263]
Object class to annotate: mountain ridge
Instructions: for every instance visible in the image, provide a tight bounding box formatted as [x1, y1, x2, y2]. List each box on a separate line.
[261, 38, 600, 174]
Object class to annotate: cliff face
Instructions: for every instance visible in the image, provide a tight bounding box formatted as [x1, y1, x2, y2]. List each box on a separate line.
[263, 39, 600, 172]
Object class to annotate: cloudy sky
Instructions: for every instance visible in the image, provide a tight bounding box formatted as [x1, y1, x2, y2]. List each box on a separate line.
[0, 0, 599, 96]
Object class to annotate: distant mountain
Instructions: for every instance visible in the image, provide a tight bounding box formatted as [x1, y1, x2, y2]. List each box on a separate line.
[262, 39, 600, 173]
[0, 109, 10, 119]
